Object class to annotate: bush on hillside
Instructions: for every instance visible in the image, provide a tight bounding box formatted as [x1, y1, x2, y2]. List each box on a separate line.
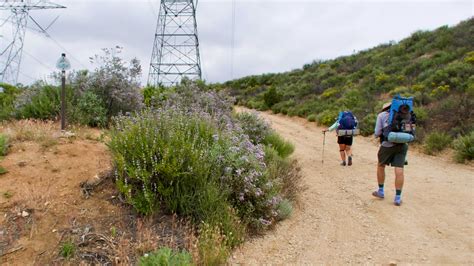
[0, 134, 8, 156]
[423, 132, 452, 155]
[0, 83, 20, 120]
[307, 114, 316, 122]
[453, 132, 474, 163]
[263, 86, 281, 108]
[316, 109, 339, 126]
[359, 113, 377, 136]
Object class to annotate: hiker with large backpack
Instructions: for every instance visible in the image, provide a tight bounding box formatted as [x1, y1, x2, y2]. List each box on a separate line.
[323, 111, 359, 166]
[373, 95, 416, 206]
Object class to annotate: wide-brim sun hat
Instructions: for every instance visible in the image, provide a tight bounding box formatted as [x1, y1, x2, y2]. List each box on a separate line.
[381, 102, 392, 111]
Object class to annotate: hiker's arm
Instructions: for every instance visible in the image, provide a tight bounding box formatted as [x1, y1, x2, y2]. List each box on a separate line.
[374, 113, 383, 137]
[327, 121, 339, 132]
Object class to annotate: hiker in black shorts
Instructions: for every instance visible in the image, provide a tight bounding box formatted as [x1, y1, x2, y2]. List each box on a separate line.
[323, 111, 358, 166]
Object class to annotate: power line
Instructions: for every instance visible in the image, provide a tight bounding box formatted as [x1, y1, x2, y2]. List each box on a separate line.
[44, 34, 88, 69]
[18, 69, 37, 82]
[27, 14, 88, 69]
[23, 48, 56, 72]
[1, 34, 55, 72]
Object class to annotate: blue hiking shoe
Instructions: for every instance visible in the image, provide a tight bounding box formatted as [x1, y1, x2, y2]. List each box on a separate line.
[372, 189, 384, 199]
[394, 195, 402, 206]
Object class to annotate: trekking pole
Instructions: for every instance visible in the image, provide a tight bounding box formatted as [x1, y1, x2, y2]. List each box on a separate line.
[322, 130, 326, 164]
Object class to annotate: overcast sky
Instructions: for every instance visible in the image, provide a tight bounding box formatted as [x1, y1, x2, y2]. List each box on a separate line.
[1, 0, 472, 86]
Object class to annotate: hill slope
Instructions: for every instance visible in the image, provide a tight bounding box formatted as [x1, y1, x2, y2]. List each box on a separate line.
[221, 18, 474, 142]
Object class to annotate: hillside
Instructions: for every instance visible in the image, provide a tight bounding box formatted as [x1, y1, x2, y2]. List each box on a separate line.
[220, 18, 474, 144]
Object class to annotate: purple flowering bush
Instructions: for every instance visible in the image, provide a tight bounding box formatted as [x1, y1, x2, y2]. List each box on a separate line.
[109, 83, 300, 253]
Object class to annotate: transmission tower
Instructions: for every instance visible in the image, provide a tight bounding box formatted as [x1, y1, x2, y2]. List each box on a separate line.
[148, 0, 202, 87]
[0, 0, 65, 85]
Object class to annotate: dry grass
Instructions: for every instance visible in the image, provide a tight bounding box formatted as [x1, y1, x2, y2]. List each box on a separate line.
[0, 120, 105, 151]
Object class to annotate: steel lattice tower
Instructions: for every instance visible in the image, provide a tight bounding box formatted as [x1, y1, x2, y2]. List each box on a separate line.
[148, 0, 201, 87]
[0, 0, 65, 85]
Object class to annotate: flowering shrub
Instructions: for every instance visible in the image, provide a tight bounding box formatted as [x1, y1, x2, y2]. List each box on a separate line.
[109, 83, 300, 255]
[15, 47, 143, 125]
[234, 111, 271, 145]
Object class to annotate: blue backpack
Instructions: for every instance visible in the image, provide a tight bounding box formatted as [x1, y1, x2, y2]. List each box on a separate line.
[382, 95, 417, 142]
[337, 111, 357, 130]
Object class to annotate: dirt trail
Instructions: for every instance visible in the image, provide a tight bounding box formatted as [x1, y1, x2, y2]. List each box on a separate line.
[230, 110, 474, 264]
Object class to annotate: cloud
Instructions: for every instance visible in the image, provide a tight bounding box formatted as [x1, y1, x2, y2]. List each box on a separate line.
[0, 0, 471, 85]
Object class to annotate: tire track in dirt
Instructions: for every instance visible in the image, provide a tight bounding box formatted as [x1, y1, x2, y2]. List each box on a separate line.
[230, 110, 474, 264]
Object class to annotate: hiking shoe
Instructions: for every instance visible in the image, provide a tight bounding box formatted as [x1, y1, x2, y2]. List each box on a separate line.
[372, 190, 384, 199]
[340, 161, 346, 166]
[394, 196, 402, 206]
[348, 156, 353, 166]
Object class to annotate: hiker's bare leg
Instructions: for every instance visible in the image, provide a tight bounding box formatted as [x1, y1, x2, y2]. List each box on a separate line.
[394, 167, 404, 190]
[377, 164, 386, 185]
[345, 145, 352, 157]
[339, 144, 346, 161]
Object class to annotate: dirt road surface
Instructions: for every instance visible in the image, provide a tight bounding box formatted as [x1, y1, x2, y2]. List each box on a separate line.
[230, 110, 473, 264]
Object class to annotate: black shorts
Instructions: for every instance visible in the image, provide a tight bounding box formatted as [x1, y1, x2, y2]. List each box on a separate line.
[378, 144, 408, 168]
[337, 136, 353, 146]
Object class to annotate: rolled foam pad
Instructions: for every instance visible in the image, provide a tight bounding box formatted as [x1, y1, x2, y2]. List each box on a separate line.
[337, 129, 360, 136]
[388, 132, 414, 143]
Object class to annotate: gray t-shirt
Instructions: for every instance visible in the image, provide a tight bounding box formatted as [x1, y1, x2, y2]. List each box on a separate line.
[374, 111, 395, 147]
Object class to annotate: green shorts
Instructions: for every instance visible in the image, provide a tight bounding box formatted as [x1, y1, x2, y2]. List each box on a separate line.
[378, 144, 408, 168]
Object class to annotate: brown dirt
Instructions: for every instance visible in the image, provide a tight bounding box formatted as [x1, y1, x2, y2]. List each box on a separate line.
[0, 121, 195, 265]
[0, 123, 114, 264]
[230, 109, 474, 264]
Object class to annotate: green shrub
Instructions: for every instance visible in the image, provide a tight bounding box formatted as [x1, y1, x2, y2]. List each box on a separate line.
[359, 113, 377, 136]
[15, 84, 72, 120]
[0, 166, 7, 175]
[316, 109, 339, 126]
[263, 86, 281, 107]
[139, 247, 192, 266]
[263, 132, 294, 159]
[0, 134, 8, 156]
[413, 125, 427, 143]
[0, 83, 20, 120]
[413, 106, 428, 125]
[423, 132, 452, 155]
[307, 114, 316, 122]
[287, 107, 298, 117]
[247, 99, 266, 110]
[453, 132, 474, 163]
[276, 199, 293, 221]
[110, 110, 225, 216]
[264, 146, 301, 202]
[71, 91, 107, 127]
[142, 85, 168, 107]
[60, 240, 75, 259]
